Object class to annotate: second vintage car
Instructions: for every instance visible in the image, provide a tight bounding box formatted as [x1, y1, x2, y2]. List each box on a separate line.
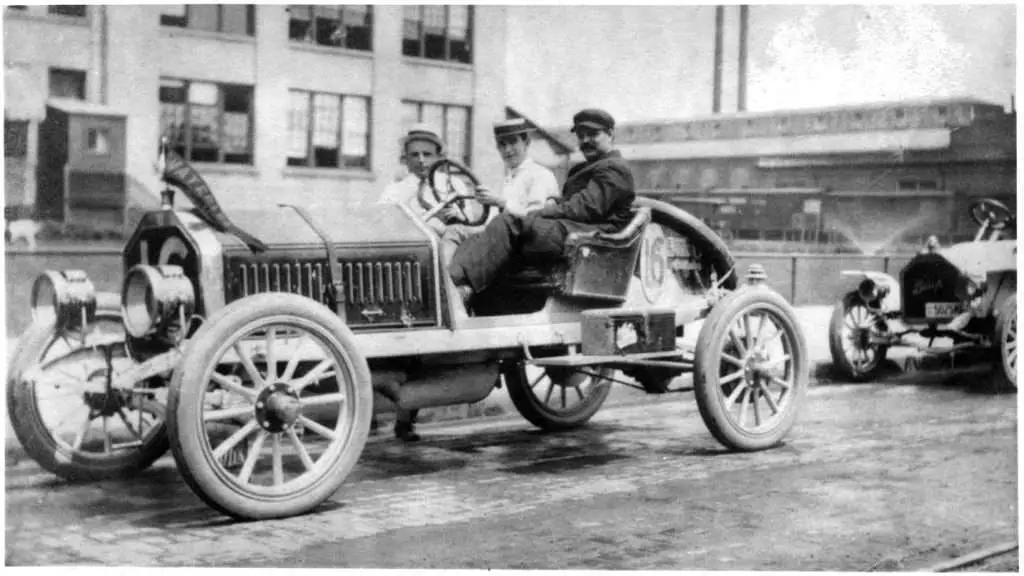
[829, 198, 1017, 388]
[8, 151, 809, 520]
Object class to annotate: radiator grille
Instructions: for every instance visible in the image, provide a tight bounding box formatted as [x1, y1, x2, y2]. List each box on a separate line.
[227, 257, 434, 327]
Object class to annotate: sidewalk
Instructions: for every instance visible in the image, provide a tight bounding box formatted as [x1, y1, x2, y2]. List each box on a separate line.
[0, 305, 863, 466]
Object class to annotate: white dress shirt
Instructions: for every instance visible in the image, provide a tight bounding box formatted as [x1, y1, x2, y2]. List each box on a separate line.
[501, 157, 560, 214]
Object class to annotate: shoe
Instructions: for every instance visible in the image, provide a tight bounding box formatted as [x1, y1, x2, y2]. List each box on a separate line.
[394, 423, 421, 442]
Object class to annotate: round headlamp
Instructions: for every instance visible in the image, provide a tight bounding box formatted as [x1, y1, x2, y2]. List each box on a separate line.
[31, 270, 96, 330]
[122, 264, 195, 338]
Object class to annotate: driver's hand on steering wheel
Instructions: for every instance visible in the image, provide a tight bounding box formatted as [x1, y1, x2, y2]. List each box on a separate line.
[438, 202, 465, 224]
[475, 186, 506, 209]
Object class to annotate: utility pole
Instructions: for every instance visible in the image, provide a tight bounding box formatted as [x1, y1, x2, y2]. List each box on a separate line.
[737, 5, 749, 112]
[712, 5, 724, 114]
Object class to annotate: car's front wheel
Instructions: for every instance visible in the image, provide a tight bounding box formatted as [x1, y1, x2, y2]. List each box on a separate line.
[993, 295, 1017, 390]
[828, 293, 889, 382]
[167, 293, 373, 520]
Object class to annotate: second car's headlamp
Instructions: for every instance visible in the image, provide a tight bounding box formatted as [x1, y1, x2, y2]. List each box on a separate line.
[122, 264, 195, 338]
[31, 270, 96, 330]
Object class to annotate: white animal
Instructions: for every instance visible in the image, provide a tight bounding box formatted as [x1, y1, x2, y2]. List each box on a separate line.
[6, 219, 41, 250]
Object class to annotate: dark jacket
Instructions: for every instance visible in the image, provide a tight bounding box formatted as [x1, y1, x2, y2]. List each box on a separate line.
[534, 149, 635, 230]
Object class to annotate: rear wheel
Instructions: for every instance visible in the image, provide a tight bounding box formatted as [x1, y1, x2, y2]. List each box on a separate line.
[7, 312, 169, 480]
[694, 285, 809, 451]
[168, 293, 372, 520]
[828, 293, 889, 382]
[505, 354, 612, 431]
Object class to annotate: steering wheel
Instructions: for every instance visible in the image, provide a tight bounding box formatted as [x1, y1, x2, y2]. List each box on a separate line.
[969, 198, 1014, 231]
[418, 158, 494, 228]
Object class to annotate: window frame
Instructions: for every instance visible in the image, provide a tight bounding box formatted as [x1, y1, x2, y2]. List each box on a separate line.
[402, 5, 473, 64]
[287, 89, 372, 170]
[160, 5, 255, 36]
[401, 100, 472, 166]
[287, 5, 374, 52]
[159, 77, 255, 166]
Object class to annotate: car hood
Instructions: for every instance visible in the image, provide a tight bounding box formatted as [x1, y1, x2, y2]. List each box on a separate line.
[938, 240, 1017, 280]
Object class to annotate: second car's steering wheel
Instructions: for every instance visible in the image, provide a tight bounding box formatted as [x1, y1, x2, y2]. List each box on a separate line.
[418, 158, 493, 228]
[969, 198, 1014, 233]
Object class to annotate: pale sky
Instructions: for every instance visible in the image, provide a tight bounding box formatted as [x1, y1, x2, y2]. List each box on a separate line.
[506, 4, 1017, 125]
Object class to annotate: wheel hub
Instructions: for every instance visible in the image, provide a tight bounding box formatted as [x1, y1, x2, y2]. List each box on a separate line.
[255, 383, 301, 432]
[83, 389, 128, 417]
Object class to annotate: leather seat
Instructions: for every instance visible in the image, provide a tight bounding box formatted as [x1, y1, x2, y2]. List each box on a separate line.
[503, 207, 652, 301]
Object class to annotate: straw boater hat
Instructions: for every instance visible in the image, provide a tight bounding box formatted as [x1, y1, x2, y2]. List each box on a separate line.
[403, 123, 444, 152]
[493, 117, 534, 139]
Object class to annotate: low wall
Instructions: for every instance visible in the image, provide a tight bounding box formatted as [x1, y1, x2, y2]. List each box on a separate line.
[5, 248, 914, 336]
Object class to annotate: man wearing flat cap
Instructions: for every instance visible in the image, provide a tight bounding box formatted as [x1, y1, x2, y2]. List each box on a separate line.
[475, 118, 559, 215]
[449, 108, 635, 303]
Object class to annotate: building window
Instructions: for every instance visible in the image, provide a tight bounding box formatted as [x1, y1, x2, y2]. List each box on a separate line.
[5, 120, 28, 158]
[161, 5, 255, 36]
[287, 90, 370, 169]
[49, 68, 86, 100]
[288, 5, 372, 51]
[160, 78, 254, 165]
[48, 5, 86, 17]
[401, 100, 471, 166]
[86, 128, 111, 155]
[403, 5, 471, 64]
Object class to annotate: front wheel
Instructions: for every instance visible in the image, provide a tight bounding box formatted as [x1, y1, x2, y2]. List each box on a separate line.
[993, 296, 1017, 390]
[694, 285, 809, 451]
[505, 354, 612, 431]
[828, 293, 889, 382]
[7, 312, 169, 480]
[167, 293, 373, 520]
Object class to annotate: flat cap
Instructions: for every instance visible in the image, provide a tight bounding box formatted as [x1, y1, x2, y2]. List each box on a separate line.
[403, 123, 444, 151]
[571, 108, 615, 133]
[493, 117, 534, 139]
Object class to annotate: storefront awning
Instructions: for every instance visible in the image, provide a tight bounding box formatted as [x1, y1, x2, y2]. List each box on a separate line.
[4, 66, 46, 121]
[617, 128, 952, 161]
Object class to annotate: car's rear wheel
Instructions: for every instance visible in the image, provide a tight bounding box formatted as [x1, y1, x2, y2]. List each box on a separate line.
[694, 285, 809, 451]
[993, 295, 1017, 390]
[167, 293, 372, 520]
[828, 293, 889, 382]
[7, 312, 169, 480]
[505, 354, 613, 431]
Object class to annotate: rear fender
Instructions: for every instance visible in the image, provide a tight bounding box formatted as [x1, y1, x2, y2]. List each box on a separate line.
[839, 270, 901, 312]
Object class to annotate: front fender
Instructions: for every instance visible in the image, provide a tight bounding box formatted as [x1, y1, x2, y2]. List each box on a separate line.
[839, 270, 901, 312]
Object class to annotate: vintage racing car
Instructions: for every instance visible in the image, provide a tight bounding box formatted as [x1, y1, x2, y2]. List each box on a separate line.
[829, 198, 1017, 388]
[8, 151, 809, 520]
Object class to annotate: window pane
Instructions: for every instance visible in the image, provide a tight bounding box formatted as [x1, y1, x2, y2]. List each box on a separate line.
[312, 93, 339, 167]
[222, 84, 251, 113]
[448, 5, 468, 40]
[160, 4, 187, 27]
[5, 120, 28, 158]
[49, 5, 86, 17]
[159, 79, 187, 154]
[445, 106, 469, 164]
[423, 6, 446, 59]
[188, 81, 218, 106]
[343, 5, 372, 51]
[421, 104, 444, 137]
[289, 4, 312, 41]
[402, 6, 421, 56]
[450, 6, 471, 63]
[49, 68, 86, 100]
[288, 91, 310, 164]
[342, 96, 369, 167]
[221, 5, 251, 35]
[189, 4, 219, 32]
[314, 5, 342, 46]
[401, 102, 420, 137]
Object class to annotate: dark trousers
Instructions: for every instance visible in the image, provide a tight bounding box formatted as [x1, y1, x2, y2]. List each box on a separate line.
[450, 212, 574, 292]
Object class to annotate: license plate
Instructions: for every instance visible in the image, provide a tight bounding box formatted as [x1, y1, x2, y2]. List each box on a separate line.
[925, 302, 965, 318]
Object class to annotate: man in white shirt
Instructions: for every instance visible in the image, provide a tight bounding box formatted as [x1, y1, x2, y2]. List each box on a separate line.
[475, 118, 560, 215]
